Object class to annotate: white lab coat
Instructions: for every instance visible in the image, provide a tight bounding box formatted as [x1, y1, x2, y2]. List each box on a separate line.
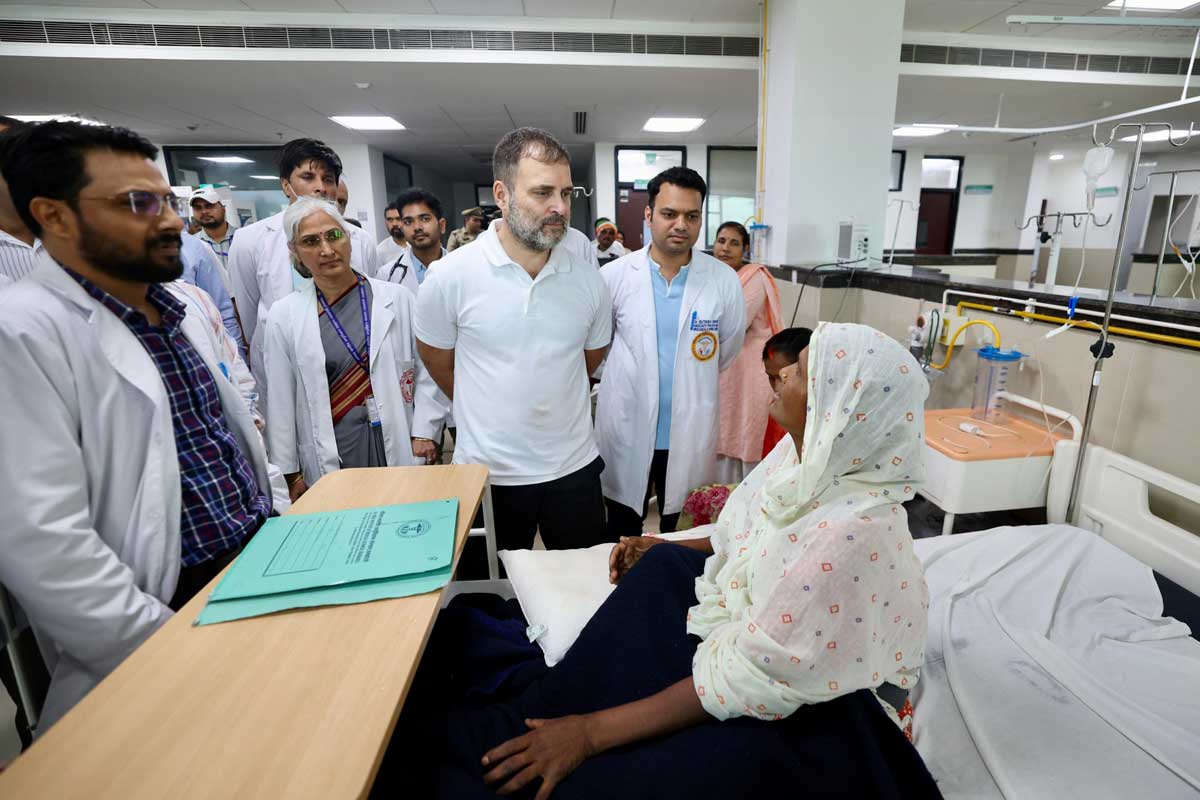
[228, 210, 380, 404]
[264, 277, 444, 483]
[595, 247, 746, 515]
[0, 265, 281, 731]
[376, 245, 447, 296]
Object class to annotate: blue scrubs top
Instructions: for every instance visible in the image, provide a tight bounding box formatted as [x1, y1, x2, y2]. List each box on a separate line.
[650, 254, 689, 450]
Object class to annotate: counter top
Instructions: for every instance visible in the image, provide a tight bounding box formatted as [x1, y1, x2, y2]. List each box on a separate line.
[770, 263, 1200, 342]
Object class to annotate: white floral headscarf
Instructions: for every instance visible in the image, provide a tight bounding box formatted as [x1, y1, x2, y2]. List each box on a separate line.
[688, 322, 930, 722]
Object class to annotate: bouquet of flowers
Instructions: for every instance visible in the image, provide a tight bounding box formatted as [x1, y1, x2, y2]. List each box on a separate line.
[677, 483, 737, 530]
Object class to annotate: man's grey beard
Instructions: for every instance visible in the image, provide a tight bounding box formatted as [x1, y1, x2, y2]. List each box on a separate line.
[505, 198, 567, 252]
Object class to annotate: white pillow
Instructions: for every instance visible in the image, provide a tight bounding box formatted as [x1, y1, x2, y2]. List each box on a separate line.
[499, 532, 711, 667]
[499, 544, 614, 666]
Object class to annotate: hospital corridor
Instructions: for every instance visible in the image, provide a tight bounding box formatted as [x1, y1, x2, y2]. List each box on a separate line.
[1, 0, 1199, 797]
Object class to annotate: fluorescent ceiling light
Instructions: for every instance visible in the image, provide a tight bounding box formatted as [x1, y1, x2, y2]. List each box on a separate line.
[199, 156, 254, 164]
[643, 117, 706, 133]
[1104, 0, 1200, 10]
[250, 175, 278, 180]
[1049, 153, 1066, 160]
[893, 126, 948, 137]
[1118, 129, 1179, 143]
[914, 123, 958, 129]
[13, 114, 103, 126]
[330, 115, 405, 131]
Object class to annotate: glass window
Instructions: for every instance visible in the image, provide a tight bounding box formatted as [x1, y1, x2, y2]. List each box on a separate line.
[890, 151, 906, 192]
[705, 148, 756, 247]
[617, 148, 685, 184]
[165, 146, 287, 227]
[383, 156, 412, 203]
[476, 185, 496, 206]
[921, 158, 961, 190]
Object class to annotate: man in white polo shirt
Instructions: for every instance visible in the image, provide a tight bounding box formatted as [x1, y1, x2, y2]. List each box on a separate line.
[415, 127, 612, 552]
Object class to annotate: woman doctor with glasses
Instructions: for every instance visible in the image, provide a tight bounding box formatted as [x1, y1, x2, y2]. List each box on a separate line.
[263, 198, 444, 501]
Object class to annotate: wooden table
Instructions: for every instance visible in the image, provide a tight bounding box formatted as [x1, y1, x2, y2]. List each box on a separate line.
[0, 464, 487, 799]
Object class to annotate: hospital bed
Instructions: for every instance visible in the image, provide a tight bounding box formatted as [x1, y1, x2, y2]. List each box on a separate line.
[451, 444, 1200, 798]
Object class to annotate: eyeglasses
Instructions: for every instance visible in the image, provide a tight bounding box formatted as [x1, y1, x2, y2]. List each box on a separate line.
[296, 227, 347, 249]
[80, 191, 189, 218]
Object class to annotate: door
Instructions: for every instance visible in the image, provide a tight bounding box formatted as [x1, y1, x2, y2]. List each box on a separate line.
[616, 187, 649, 250]
[916, 190, 958, 255]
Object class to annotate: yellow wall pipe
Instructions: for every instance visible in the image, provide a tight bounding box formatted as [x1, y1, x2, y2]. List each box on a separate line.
[955, 301, 1200, 350]
[930, 319, 1002, 370]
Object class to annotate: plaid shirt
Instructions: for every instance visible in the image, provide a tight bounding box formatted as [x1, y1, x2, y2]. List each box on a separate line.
[65, 269, 270, 566]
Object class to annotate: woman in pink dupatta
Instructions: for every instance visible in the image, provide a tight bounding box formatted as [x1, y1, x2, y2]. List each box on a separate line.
[712, 221, 783, 483]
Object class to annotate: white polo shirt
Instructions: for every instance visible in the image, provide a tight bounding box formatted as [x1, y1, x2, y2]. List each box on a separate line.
[415, 225, 612, 486]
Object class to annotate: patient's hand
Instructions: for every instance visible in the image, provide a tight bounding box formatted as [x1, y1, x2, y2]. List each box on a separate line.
[608, 536, 661, 584]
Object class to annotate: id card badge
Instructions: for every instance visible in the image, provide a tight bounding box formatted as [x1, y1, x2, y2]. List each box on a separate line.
[366, 395, 382, 427]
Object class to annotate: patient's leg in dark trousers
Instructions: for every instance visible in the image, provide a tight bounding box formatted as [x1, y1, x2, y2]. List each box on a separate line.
[423, 545, 941, 799]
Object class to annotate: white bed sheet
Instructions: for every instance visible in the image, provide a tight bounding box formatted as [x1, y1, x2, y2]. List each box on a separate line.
[911, 524, 1200, 800]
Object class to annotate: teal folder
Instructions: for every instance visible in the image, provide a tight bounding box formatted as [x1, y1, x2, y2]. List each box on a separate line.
[195, 499, 458, 626]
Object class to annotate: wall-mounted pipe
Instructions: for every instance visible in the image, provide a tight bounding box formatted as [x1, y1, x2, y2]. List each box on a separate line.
[956, 301, 1200, 350]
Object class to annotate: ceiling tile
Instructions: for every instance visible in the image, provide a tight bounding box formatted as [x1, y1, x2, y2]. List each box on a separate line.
[521, 0, 608, 18]
[431, 0, 523, 14]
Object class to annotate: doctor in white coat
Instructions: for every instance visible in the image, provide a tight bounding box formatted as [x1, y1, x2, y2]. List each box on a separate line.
[228, 138, 380, 413]
[0, 121, 284, 730]
[596, 167, 745, 535]
[265, 198, 442, 501]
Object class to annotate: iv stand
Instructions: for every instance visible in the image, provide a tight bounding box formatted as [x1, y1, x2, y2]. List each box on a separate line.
[887, 199, 919, 267]
[1130, 168, 1200, 303]
[1065, 122, 1195, 524]
[1016, 211, 1113, 287]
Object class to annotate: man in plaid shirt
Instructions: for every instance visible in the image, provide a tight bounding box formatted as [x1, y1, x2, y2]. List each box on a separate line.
[0, 120, 282, 730]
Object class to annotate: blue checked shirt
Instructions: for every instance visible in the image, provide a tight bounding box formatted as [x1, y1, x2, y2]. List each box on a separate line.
[65, 269, 270, 566]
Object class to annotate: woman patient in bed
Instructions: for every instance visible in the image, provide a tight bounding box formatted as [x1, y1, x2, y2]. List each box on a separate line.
[405, 322, 938, 799]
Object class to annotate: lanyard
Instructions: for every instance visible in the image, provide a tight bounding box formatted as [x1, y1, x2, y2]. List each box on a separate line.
[316, 274, 371, 377]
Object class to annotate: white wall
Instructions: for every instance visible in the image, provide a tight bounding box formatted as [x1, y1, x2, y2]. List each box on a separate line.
[885, 148, 1035, 253]
[331, 142, 389, 243]
[1039, 149, 1132, 250]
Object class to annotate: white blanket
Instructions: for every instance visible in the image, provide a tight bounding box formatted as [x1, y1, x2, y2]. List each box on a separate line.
[911, 524, 1200, 799]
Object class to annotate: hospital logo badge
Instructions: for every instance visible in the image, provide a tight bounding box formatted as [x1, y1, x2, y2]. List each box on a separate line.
[691, 332, 718, 362]
[395, 519, 431, 539]
[400, 368, 415, 405]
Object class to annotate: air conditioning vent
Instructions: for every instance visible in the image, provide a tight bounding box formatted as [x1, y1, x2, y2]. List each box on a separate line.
[594, 32, 632, 53]
[44, 21, 93, 44]
[200, 26, 245, 47]
[553, 32, 592, 52]
[1087, 54, 1120, 72]
[288, 27, 332, 48]
[1044, 52, 1075, 70]
[472, 30, 512, 50]
[981, 48, 1012, 67]
[0, 20, 46, 43]
[431, 29, 471, 49]
[514, 30, 553, 51]
[391, 29, 432, 49]
[574, 111, 587, 135]
[723, 36, 758, 57]
[685, 35, 721, 56]
[107, 22, 154, 46]
[154, 25, 201, 47]
[331, 28, 374, 49]
[1118, 55, 1148, 73]
[1013, 50, 1044, 69]
[1149, 56, 1182, 75]
[950, 47, 980, 65]
[244, 27, 288, 48]
[647, 34, 684, 55]
[914, 45, 948, 64]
